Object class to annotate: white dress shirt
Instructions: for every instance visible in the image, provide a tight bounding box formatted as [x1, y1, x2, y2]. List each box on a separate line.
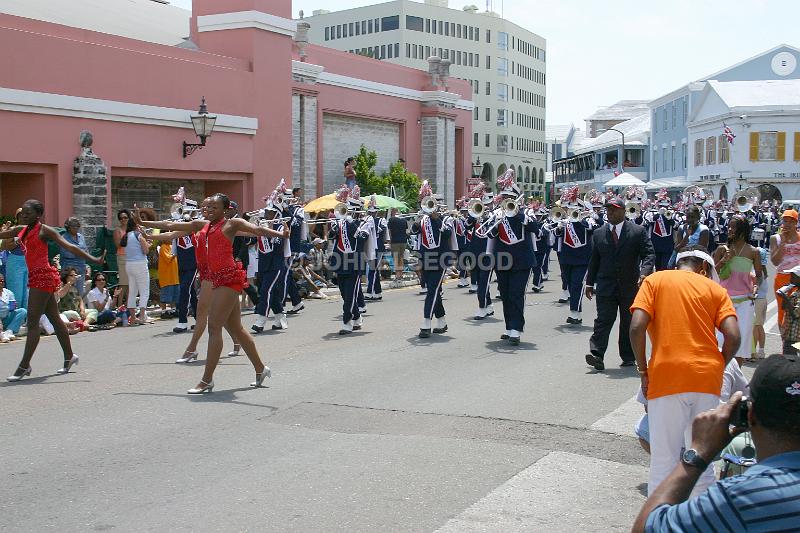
[610, 221, 624, 240]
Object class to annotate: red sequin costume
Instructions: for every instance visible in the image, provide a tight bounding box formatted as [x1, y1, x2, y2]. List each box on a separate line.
[194, 231, 210, 282]
[18, 222, 61, 293]
[198, 219, 246, 292]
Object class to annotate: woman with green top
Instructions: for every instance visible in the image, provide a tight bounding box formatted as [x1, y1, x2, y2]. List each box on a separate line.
[713, 214, 762, 362]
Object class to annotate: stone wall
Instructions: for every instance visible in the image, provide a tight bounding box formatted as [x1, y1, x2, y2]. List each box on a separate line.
[72, 148, 107, 246]
[322, 113, 400, 194]
[421, 116, 456, 206]
[110, 177, 205, 219]
[292, 93, 319, 200]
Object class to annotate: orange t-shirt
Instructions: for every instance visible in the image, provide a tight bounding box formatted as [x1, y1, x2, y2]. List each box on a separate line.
[630, 270, 737, 400]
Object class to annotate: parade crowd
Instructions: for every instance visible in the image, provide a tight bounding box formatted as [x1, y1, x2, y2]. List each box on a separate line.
[1, 170, 799, 531]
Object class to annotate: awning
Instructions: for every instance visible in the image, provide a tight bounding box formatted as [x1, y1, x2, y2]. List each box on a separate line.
[604, 172, 646, 187]
[644, 177, 688, 190]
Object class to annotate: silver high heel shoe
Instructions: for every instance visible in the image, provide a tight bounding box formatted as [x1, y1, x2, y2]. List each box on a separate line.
[250, 366, 272, 387]
[56, 355, 79, 375]
[187, 380, 214, 394]
[7, 366, 31, 382]
[176, 351, 198, 364]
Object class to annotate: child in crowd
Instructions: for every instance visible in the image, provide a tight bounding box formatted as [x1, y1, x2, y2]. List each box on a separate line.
[777, 264, 800, 355]
[157, 241, 179, 319]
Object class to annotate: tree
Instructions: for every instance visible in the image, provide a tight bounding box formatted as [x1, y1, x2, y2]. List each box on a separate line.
[354, 144, 422, 209]
[354, 145, 386, 194]
[384, 161, 421, 208]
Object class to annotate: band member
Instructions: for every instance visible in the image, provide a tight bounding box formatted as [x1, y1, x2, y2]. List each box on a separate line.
[488, 171, 539, 345]
[328, 185, 369, 335]
[647, 189, 676, 271]
[364, 196, 385, 301]
[280, 179, 306, 315]
[411, 181, 455, 338]
[670, 205, 709, 267]
[584, 196, 655, 371]
[556, 188, 594, 324]
[3, 199, 103, 382]
[454, 198, 471, 288]
[252, 192, 291, 333]
[468, 190, 494, 319]
[135, 194, 287, 394]
[529, 201, 549, 293]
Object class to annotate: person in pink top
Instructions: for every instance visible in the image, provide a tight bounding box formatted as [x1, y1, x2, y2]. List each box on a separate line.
[770, 209, 800, 328]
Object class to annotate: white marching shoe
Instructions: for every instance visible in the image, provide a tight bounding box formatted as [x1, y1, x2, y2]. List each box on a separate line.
[508, 329, 521, 345]
[474, 307, 488, 320]
[57, 355, 79, 375]
[469, 284, 478, 293]
[250, 366, 272, 387]
[353, 316, 363, 330]
[251, 314, 267, 333]
[176, 351, 199, 363]
[272, 313, 288, 330]
[485, 304, 494, 316]
[187, 380, 214, 394]
[339, 321, 353, 335]
[433, 317, 448, 334]
[7, 366, 31, 382]
[558, 289, 570, 303]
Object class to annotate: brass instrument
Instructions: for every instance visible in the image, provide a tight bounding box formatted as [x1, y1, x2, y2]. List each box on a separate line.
[732, 187, 761, 213]
[682, 185, 707, 206]
[549, 206, 567, 223]
[501, 195, 522, 218]
[625, 201, 642, 220]
[420, 195, 438, 215]
[169, 201, 200, 221]
[623, 185, 647, 204]
[568, 208, 591, 223]
[468, 198, 484, 219]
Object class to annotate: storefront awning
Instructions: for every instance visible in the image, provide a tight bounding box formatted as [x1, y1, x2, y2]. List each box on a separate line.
[644, 177, 688, 190]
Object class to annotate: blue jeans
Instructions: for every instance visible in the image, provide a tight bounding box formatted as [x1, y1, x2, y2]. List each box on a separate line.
[6, 254, 28, 309]
[2, 308, 27, 334]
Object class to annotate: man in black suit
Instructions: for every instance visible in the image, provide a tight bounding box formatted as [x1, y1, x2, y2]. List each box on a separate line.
[584, 196, 655, 371]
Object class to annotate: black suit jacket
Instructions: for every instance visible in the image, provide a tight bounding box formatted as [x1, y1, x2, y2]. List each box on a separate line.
[586, 221, 655, 297]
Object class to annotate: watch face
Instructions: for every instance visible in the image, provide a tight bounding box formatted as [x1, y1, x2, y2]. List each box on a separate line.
[684, 449, 698, 462]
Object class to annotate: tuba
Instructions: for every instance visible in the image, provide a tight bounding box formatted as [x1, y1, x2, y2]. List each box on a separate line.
[468, 198, 485, 219]
[682, 185, 707, 206]
[732, 187, 761, 213]
[333, 202, 349, 220]
[568, 207, 590, 223]
[501, 196, 521, 218]
[169, 201, 199, 221]
[420, 195, 438, 215]
[625, 201, 642, 220]
[549, 206, 567, 223]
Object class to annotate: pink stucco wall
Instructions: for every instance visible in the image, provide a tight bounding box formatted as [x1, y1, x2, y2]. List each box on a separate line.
[0, 0, 471, 225]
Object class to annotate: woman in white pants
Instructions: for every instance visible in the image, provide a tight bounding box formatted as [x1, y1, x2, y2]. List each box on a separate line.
[121, 217, 151, 325]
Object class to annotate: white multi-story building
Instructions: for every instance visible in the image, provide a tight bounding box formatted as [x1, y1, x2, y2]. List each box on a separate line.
[303, 0, 547, 196]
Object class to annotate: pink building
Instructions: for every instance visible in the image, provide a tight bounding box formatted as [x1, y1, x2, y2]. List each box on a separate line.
[0, 0, 472, 240]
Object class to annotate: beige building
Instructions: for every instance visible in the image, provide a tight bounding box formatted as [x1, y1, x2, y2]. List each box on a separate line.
[303, 0, 547, 197]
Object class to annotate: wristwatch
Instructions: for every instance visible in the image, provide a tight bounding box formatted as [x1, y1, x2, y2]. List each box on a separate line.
[681, 449, 709, 470]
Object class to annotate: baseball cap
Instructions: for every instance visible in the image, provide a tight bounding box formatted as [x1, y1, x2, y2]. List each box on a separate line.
[782, 209, 798, 221]
[604, 196, 625, 209]
[748, 354, 800, 432]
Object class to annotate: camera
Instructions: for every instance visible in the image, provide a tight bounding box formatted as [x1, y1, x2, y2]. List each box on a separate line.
[730, 396, 750, 428]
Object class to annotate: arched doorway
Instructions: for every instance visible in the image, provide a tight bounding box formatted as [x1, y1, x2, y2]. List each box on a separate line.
[497, 163, 508, 177]
[480, 162, 494, 181]
[539, 168, 544, 184]
[516, 165, 523, 181]
[719, 185, 728, 201]
[758, 183, 782, 204]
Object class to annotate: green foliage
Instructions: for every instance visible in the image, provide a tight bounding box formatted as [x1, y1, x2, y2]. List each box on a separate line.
[354, 144, 422, 208]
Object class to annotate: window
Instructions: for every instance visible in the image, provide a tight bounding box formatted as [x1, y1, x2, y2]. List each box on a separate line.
[663, 107, 668, 130]
[683, 99, 688, 125]
[485, 81, 491, 95]
[662, 147, 668, 171]
[497, 57, 508, 76]
[474, 132, 479, 146]
[444, 22, 449, 36]
[342, 24, 348, 38]
[457, 24, 462, 38]
[485, 134, 490, 148]
[362, 21, 366, 34]
[473, 80, 478, 94]
[368, 19, 373, 33]
[394, 43, 399, 58]
[672, 102, 677, 128]
[457, 51, 462, 65]
[355, 22, 360, 36]
[486, 55, 491, 69]
[336, 25, 342, 39]
[654, 149, 658, 173]
[426, 18, 431, 32]
[474, 107, 479, 120]
[758, 132, 778, 160]
[324, 27, 330, 41]
[438, 20, 443, 34]
[498, 31, 508, 50]
[485, 107, 490, 121]
[497, 109, 507, 127]
[469, 26, 474, 40]
[497, 83, 508, 102]
[694, 139, 704, 166]
[349, 22, 354, 36]
[380, 15, 399, 32]
[405, 43, 410, 58]
[671, 145, 676, 171]
[380, 45, 386, 59]
[497, 135, 508, 153]
[425, 46, 430, 58]
[406, 15, 423, 32]
[706, 136, 716, 165]
[653, 111, 657, 133]
[682, 142, 688, 169]
[468, 53, 473, 66]
[475, 54, 479, 68]
[719, 135, 730, 163]
[486, 29, 491, 43]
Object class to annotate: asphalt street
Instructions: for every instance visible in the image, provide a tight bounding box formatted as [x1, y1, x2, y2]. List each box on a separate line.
[0, 264, 781, 532]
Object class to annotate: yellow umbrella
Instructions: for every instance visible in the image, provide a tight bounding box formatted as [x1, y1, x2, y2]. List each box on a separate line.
[304, 193, 338, 213]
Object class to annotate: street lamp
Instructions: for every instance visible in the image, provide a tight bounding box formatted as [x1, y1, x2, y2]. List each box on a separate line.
[606, 127, 625, 172]
[736, 172, 746, 190]
[182, 97, 217, 158]
[472, 157, 482, 179]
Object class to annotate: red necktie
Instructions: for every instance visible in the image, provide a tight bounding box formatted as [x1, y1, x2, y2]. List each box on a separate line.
[611, 226, 619, 246]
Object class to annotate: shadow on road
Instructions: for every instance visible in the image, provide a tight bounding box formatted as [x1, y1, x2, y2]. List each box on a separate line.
[406, 334, 453, 345]
[321, 331, 374, 340]
[0, 376, 91, 387]
[114, 387, 280, 409]
[553, 324, 593, 333]
[483, 340, 537, 353]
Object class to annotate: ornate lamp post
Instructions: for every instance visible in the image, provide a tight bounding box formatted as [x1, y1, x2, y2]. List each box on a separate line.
[182, 97, 217, 158]
[472, 157, 482, 179]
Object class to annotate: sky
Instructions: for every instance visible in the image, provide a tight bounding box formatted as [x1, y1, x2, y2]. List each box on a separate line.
[172, 0, 800, 129]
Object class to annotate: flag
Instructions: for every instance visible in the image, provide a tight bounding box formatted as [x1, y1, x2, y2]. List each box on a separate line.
[723, 123, 736, 144]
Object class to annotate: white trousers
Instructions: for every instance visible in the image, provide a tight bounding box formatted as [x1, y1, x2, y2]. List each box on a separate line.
[648, 392, 720, 498]
[126, 261, 150, 309]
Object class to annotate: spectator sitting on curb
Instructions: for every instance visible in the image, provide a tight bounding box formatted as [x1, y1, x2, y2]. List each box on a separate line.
[293, 254, 330, 299]
[85, 272, 118, 327]
[0, 272, 27, 342]
[57, 267, 87, 325]
[633, 355, 800, 533]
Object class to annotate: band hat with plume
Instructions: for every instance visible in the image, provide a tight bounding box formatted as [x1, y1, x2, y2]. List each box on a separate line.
[367, 193, 378, 212]
[347, 185, 363, 209]
[496, 169, 521, 197]
[560, 186, 580, 208]
[418, 180, 434, 204]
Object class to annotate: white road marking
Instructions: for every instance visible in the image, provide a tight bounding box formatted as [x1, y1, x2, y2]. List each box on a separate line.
[764, 298, 779, 335]
[435, 451, 647, 533]
[589, 394, 643, 437]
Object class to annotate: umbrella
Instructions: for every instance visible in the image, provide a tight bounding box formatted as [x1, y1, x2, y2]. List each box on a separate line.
[603, 172, 646, 188]
[304, 193, 409, 213]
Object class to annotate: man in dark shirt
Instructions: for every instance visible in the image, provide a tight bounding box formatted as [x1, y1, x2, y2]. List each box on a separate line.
[387, 209, 409, 282]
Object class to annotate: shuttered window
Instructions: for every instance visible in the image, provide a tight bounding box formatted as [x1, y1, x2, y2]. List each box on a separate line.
[749, 132, 760, 161]
[794, 133, 800, 161]
[776, 131, 787, 161]
[694, 139, 704, 166]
